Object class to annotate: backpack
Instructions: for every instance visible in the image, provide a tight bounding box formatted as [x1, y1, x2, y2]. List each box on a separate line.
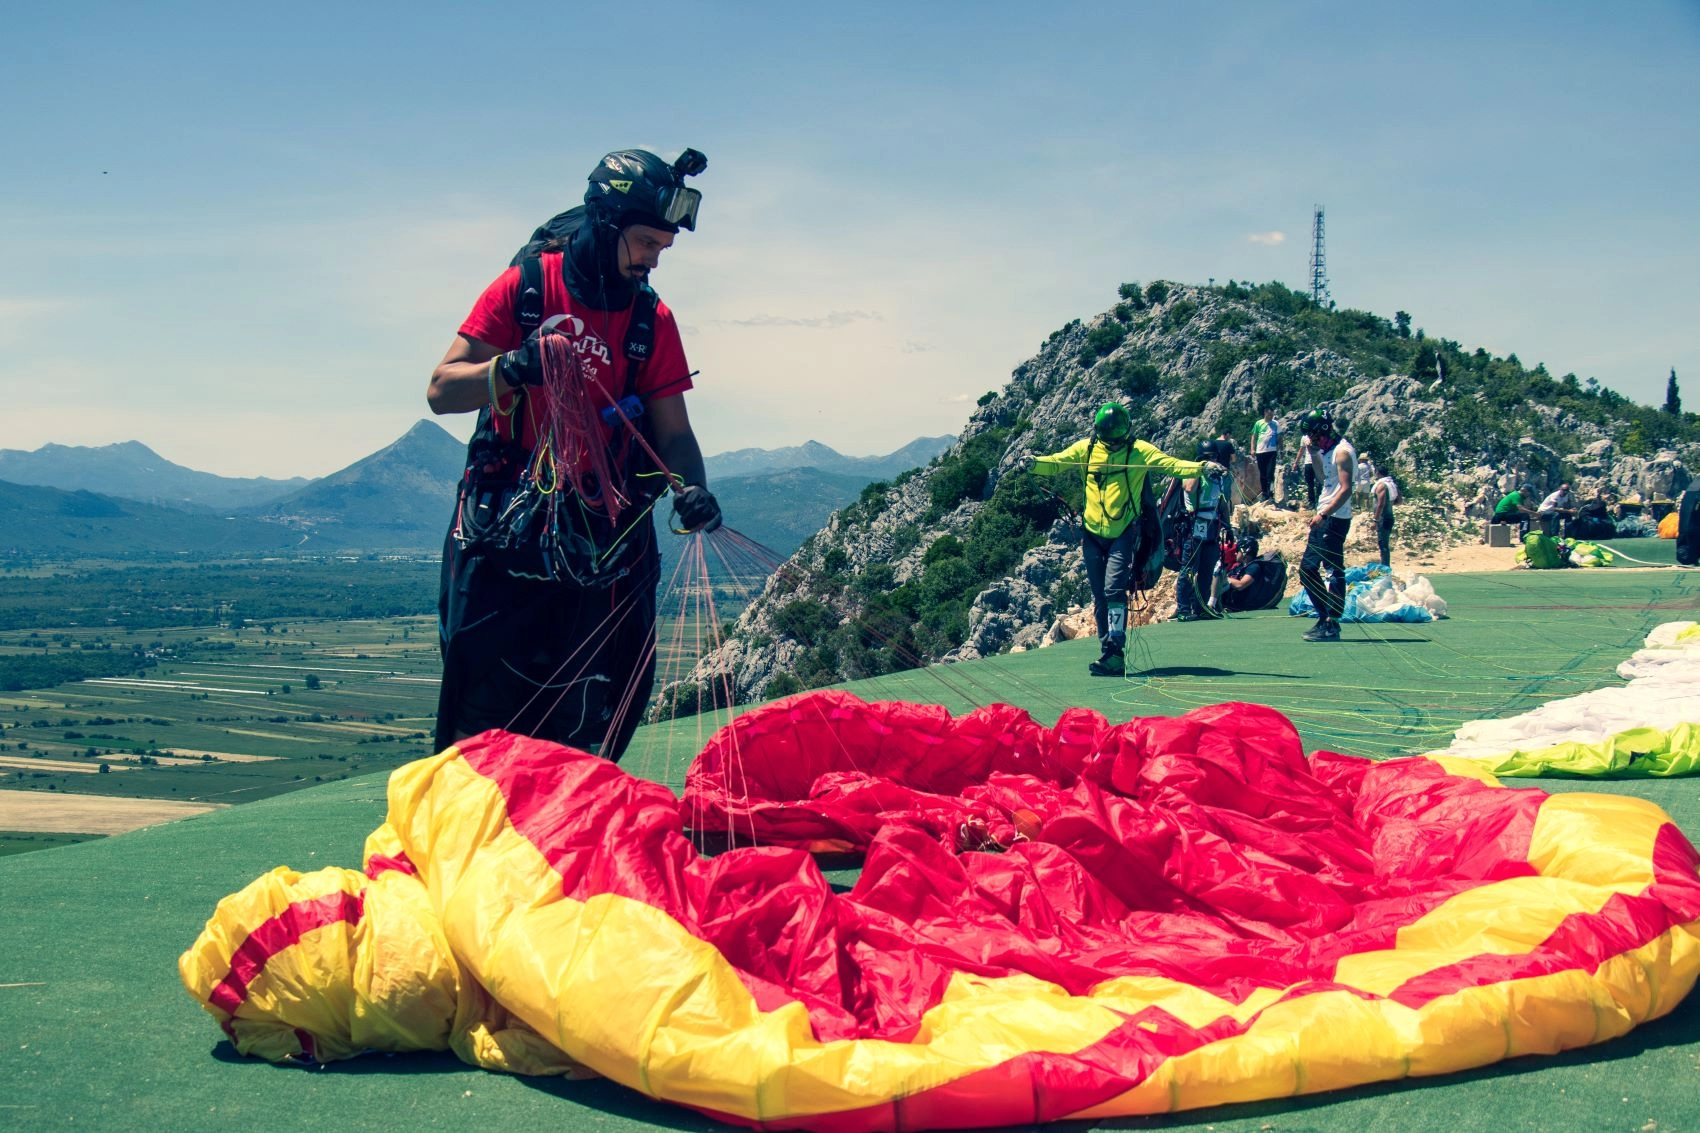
[1157, 478, 1191, 571]
[1570, 499, 1616, 542]
[1132, 475, 1164, 591]
[446, 212, 666, 587]
[508, 207, 660, 364]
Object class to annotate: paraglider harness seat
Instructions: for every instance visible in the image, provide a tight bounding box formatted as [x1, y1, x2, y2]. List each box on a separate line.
[1222, 552, 1288, 611]
[449, 240, 665, 589]
[1678, 488, 1700, 568]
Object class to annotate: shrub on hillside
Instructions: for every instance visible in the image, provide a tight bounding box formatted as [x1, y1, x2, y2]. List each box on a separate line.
[1162, 299, 1199, 332]
[926, 428, 1009, 518]
[1078, 322, 1126, 364]
[1100, 355, 1162, 400]
[772, 599, 838, 647]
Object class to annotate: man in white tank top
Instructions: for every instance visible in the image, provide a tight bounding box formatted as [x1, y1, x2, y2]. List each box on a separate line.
[1300, 409, 1355, 642]
[1373, 463, 1399, 567]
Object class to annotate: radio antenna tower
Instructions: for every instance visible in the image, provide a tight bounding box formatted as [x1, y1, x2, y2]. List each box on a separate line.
[1308, 204, 1330, 306]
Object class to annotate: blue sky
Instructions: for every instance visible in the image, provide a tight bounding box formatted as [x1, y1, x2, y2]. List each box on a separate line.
[2, 1, 1695, 478]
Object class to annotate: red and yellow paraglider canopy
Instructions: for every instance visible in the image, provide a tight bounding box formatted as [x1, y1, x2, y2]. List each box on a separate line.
[182, 692, 1700, 1130]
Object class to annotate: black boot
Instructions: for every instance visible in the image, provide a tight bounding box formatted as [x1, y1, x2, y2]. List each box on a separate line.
[1302, 618, 1340, 642]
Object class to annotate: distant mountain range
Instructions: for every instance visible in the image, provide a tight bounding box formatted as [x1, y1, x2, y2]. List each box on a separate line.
[706, 436, 955, 481]
[0, 479, 306, 556]
[0, 440, 307, 510]
[0, 425, 953, 559]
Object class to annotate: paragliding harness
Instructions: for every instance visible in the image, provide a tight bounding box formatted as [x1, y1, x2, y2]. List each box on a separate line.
[1570, 497, 1617, 542]
[1222, 551, 1288, 612]
[448, 208, 666, 589]
[1678, 488, 1700, 568]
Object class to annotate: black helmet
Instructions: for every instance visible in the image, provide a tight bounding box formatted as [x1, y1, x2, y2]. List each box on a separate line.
[1198, 438, 1232, 465]
[1235, 534, 1260, 559]
[584, 148, 706, 233]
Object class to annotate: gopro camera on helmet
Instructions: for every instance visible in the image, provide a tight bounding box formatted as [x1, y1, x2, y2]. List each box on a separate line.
[671, 148, 708, 179]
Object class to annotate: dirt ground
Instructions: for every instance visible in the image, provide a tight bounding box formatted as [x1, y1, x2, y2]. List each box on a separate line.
[1229, 499, 1515, 578]
[0, 791, 226, 835]
[1408, 541, 1521, 573]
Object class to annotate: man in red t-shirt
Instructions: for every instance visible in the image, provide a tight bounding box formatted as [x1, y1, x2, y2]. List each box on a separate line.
[427, 148, 719, 760]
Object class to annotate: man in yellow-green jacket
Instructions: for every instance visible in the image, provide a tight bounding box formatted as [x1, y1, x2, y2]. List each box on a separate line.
[1034, 402, 1222, 676]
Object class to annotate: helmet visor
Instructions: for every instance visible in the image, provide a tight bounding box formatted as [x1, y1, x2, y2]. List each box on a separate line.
[657, 185, 701, 231]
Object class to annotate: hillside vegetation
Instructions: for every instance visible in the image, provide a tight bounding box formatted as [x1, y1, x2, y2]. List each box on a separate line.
[689, 279, 1698, 704]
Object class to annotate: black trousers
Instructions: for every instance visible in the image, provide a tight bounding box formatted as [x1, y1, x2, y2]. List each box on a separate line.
[1256, 452, 1277, 500]
[1494, 510, 1530, 539]
[436, 529, 659, 760]
[1176, 520, 1222, 616]
[1377, 511, 1394, 567]
[1299, 516, 1351, 620]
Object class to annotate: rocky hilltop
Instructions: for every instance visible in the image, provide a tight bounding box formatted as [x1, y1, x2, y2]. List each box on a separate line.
[677, 279, 1695, 709]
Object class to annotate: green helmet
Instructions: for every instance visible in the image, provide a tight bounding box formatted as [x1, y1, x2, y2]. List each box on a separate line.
[1094, 401, 1132, 442]
[1299, 408, 1337, 439]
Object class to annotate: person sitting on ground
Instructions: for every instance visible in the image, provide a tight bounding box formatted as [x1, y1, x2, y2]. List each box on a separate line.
[1493, 484, 1538, 540]
[1033, 403, 1221, 676]
[1537, 481, 1576, 537]
[1372, 462, 1399, 568]
[1220, 534, 1286, 612]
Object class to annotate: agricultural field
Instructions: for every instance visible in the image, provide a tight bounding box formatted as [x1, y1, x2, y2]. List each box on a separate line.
[0, 610, 443, 852]
[0, 556, 744, 854]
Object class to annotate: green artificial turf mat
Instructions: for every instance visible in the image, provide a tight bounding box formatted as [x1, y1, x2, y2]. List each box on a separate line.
[3, 566, 1698, 1133]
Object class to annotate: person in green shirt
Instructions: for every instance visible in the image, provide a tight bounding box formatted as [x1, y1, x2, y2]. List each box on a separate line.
[1493, 484, 1537, 540]
[1034, 402, 1222, 676]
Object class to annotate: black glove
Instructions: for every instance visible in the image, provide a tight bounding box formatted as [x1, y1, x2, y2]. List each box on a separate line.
[496, 327, 545, 387]
[672, 485, 723, 534]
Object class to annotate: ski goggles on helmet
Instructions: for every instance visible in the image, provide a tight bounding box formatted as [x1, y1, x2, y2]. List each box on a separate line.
[655, 184, 701, 231]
